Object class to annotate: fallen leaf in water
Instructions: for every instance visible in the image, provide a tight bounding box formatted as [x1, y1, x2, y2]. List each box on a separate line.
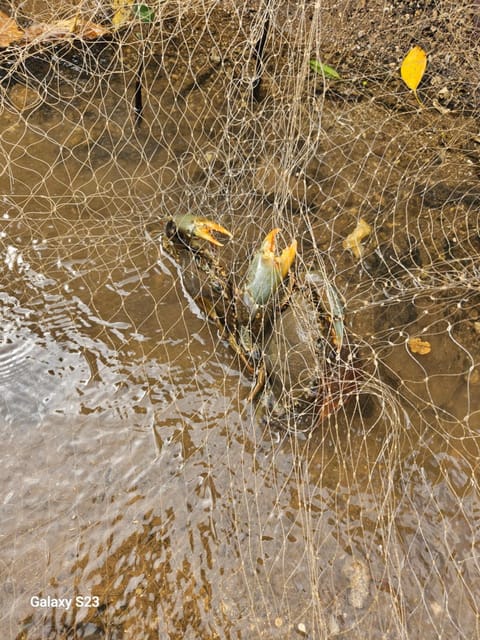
[0, 10, 24, 47]
[309, 59, 341, 80]
[401, 46, 427, 106]
[23, 18, 109, 42]
[408, 337, 431, 355]
[343, 218, 371, 258]
[112, 0, 133, 27]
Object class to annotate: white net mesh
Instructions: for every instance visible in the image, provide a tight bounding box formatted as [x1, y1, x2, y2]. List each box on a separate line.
[1, 1, 479, 638]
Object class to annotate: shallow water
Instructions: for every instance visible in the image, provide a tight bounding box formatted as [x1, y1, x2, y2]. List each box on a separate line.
[2, 165, 478, 640]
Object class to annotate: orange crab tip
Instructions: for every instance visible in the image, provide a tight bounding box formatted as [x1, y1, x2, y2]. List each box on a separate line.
[262, 228, 281, 254]
[192, 219, 233, 246]
[278, 239, 297, 279]
[260, 228, 296, 277]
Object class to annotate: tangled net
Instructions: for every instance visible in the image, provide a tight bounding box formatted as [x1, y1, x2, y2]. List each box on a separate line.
[1, 1, 479, 638]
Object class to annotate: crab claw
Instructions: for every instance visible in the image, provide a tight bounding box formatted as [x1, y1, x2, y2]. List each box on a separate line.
[171, 214, 232, 246]
[265, 228, 297, 281]
[245, 228, 297, 307]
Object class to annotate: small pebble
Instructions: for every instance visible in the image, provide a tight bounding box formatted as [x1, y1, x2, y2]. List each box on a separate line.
[209, 48, 222, 64]
[329, 614, 340, 634]
[343, 557, 370, 609]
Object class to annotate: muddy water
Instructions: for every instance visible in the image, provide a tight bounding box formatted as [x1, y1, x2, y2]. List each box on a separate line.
[1, 33, 480, 640]
[0, 201, 253, 637]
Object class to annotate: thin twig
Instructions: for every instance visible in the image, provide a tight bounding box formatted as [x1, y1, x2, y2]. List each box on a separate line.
[252, 0, 273, 101]
[134, 53, 144, 126]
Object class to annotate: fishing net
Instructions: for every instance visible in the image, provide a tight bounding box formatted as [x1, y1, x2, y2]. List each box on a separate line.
[1, 0, 479, 637]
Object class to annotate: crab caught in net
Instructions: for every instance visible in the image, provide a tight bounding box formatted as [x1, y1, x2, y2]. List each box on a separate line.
[161, 214, 359, 432]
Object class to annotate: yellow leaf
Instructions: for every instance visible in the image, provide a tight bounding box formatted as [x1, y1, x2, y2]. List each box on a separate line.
[112, 0, 133, 28]
[400, 45, 427, 106]
[342, 218, 371, 259]
[0, 10, 24, 47]
[408, 337, 431, 355]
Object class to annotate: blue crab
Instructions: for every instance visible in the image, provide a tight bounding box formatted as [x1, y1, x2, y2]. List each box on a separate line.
[161, 214, 356, 429]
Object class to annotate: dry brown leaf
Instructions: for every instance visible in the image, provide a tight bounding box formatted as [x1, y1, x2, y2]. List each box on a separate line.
[343, 218, 372, 259]
[22, 23, 62, 42]
[80, 20, 110, 39]
[61, 18, 109, 39]
[408, 337, 431, 355]
[400, 46, 427, 106]
[23, 18, 108, 43]
[0, 10, 24, 47]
